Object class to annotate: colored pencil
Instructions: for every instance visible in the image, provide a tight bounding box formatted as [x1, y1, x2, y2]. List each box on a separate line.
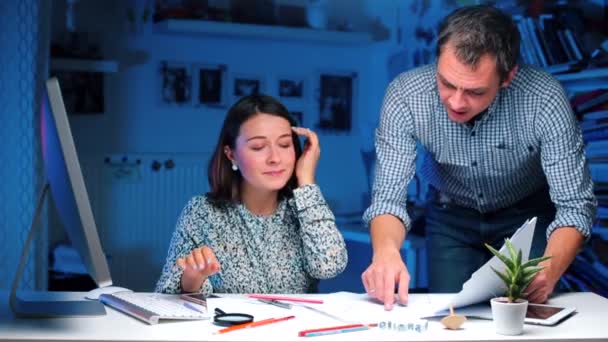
[257, 299, 293, 309]
[214, 315, 295, 335]
[298, 324, 377, 337]
[247, 294, 323, 304]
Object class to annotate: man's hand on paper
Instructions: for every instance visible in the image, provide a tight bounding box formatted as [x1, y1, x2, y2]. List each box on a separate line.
[361, 249, 409, 311]
[525, 227, 584, 304]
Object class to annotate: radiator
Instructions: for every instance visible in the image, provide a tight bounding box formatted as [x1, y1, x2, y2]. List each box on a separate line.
[81, 153, 210, 291]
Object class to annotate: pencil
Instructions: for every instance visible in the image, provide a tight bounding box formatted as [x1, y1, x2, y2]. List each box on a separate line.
[299, 323, 365, 335]
[298, 323, 377, 337]
[247, 294, 323, 304]
[257, 299, 293, 309]
[214, 315, 295, 335]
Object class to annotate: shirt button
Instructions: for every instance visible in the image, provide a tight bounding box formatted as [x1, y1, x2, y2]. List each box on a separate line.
[478, 193, 483, 198]
[471, 131, 476, 137]
[471, 161, 478, 167]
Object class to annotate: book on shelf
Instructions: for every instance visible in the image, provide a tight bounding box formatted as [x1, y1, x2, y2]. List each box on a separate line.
[581, 118, 608, 131]
[598, 206, 608, 220]
[585, 140, 608, 162]
[583, 126, 608, 142]
[589, 162, 608, 183]
[582, 122, 608, 133]
[582, 110, 608, 120]
[514, 13, 590, 73]
[579, 94, 608, 113]
[571, 89, 608, 113]
[585, 140, 608, 159]
[563, 28, 585, 61]
[545, 60, 586, 74]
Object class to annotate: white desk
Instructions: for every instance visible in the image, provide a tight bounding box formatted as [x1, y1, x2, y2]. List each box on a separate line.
[1, 291, 607, 341]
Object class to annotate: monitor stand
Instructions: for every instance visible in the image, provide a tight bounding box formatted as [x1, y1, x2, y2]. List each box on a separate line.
[10, 183, 106, 317]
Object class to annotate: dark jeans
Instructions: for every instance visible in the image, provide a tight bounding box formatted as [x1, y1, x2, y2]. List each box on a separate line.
[425, 187, 556, 293]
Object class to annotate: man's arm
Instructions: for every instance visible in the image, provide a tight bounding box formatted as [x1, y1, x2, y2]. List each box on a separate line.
[361, 77, 418, 310]
[362, 215, 409, 310]
[529, 77, 597, 302]
[526, 227, 584, 303]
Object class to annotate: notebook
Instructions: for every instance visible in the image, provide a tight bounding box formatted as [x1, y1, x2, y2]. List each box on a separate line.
[99, 291, 209, 325]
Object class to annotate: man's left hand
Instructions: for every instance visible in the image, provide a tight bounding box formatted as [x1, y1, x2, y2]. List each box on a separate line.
[525, 266, 556, 303]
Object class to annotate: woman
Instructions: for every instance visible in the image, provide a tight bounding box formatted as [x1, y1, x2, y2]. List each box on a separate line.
[155, 94, 347, 294]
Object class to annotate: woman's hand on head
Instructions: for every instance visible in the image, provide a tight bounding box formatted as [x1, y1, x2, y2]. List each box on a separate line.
[291, 127, 320, 187]
[177, 246, 221, 285]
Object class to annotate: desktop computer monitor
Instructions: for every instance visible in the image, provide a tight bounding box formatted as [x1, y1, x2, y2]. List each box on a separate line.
[10, 78, 117, 317]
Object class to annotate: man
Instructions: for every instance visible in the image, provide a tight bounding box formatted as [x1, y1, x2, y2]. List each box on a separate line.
[362, 5, 596, 311]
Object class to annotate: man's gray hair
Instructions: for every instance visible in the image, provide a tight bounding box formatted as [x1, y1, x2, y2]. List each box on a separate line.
[436, 5, 520, 82]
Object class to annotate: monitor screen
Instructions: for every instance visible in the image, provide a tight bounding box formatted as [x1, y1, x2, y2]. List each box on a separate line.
[10, 78, 115, 317]
[42, 77, 112, 289]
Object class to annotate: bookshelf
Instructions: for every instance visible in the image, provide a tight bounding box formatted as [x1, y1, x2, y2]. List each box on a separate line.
[559, 64, 608, 300]
[555, 67, 608, 93]
[512, 3, 608, 298]
[153, 19, 377, 45]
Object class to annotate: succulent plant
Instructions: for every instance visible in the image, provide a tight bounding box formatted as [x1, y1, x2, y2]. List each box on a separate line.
[485, 239, 552, 303]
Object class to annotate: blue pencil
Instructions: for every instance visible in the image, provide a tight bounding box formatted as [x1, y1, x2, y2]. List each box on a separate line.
[182, 302, 205, 314]
[301, 325, 371, 337]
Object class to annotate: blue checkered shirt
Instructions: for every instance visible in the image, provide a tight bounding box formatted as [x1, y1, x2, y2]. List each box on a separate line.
[363, 64, 596, 239]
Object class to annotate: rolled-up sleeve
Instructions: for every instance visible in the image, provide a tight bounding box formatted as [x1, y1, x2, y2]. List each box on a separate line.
[362, 79, 418, 231]
[535, 83, 597, 240]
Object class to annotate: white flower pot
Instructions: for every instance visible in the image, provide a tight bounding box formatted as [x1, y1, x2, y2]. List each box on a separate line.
[490, 297, 528, 335]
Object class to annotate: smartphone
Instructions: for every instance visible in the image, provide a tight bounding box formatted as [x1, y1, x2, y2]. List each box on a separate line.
[525, 303, 576, 326]
[180, 293, 218, 306]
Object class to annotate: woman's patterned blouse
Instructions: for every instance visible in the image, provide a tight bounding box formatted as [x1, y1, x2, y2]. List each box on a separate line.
[155, 184, 348, 294]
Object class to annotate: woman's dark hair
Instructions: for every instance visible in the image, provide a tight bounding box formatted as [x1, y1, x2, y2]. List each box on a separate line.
[436, 5, 520, 82]
[207, 94, 302, 203]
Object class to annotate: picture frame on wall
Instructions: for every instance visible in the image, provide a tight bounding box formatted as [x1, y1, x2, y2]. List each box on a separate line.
[52, 70, 104, 115]
[232, 74, 264, 103]
[159, 60, 192, 106]
[278, 76, 306, 99]
[194, 63, 228, 107]
[316, 71, 356, 132]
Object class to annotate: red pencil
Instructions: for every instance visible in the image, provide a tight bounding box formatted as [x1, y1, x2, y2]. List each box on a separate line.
[214, 315, 295, 335]
[298, 323, 378, 337]
[247, 294, 323, 304]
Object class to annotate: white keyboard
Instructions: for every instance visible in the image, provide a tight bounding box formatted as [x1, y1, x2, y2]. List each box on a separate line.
[99, 291, 209, 324]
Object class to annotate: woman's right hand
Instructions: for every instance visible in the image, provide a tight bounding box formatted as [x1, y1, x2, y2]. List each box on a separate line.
[177, 246, 221, 292]
[291, 127, 320, 186]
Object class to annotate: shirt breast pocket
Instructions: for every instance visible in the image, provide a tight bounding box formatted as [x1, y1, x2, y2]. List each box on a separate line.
[488, 145, 530, 173]
[435, 149, 470, 177]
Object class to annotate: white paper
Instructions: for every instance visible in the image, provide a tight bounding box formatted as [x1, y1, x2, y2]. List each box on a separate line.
[436, 217, 537, 311]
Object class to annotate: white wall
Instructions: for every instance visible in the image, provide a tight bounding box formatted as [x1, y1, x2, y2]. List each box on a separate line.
[53, 0, 408, 215]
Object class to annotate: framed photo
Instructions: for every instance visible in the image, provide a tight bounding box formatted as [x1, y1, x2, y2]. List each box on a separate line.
[159, 60, 192, 106]
[194, 63, 228, 107]
[290, 110, 303, 126]
[52, 70, 104, 114]
[232, 74, 264, 103]
[317, 71, 356, 132]
[278, 77, 306, 98]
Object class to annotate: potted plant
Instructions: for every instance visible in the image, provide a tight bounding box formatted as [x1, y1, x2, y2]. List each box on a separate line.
[485, 239, 551, 335]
